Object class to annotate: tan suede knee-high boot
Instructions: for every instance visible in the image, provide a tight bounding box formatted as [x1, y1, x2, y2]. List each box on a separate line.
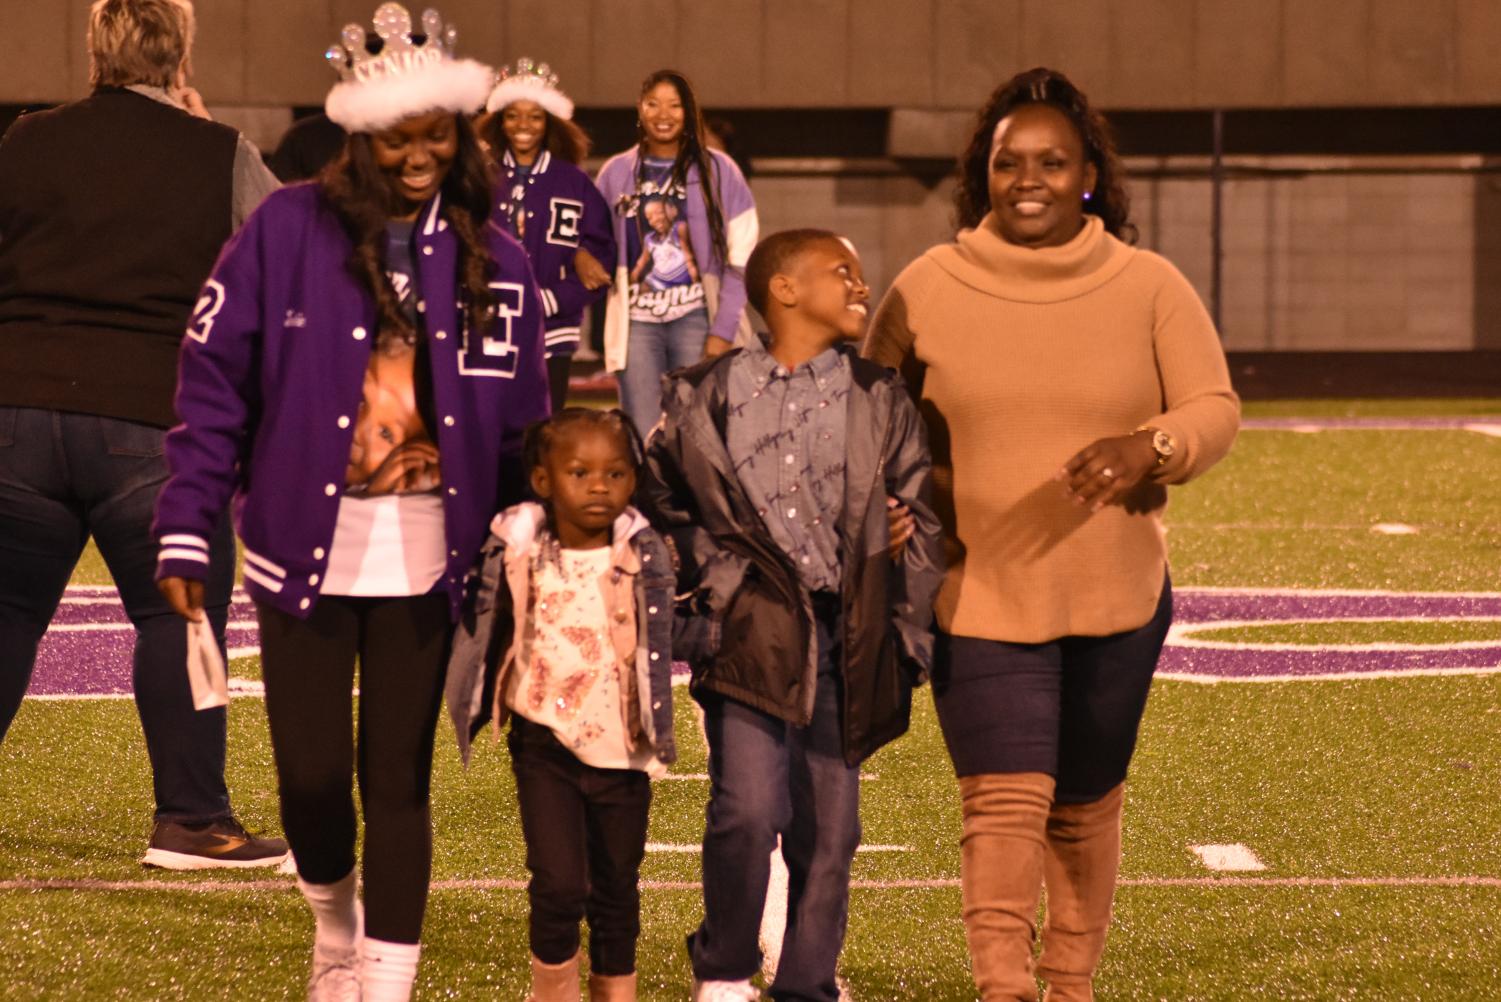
[1037, 784, 1125, 1002]
[587, 971, 636, 1001]
[958, 772, 1057, 1002]
[527, 952, 581, 1002]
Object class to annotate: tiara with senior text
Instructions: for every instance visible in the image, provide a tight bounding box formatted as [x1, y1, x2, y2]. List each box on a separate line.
[486, 58, 575, 120]
[324, 3, 492, 133]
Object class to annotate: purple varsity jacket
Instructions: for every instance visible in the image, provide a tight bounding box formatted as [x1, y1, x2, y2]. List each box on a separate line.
[152, 182, 551, 621]
[493, 150, 614, 359]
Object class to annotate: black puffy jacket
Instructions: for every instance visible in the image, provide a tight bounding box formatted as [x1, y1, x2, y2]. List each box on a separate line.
[640, 345, 944, 765]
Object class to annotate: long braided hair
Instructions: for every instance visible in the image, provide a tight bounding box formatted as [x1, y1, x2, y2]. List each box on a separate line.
[955, 67, 1136, 243]
[634, 70, 729, 268]
[319, 113, 498, 345]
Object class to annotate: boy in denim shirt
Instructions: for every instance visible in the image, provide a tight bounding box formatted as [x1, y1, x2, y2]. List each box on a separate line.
[640, 229, 943, 1001]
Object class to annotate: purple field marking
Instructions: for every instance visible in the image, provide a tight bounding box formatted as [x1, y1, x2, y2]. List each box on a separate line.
[27, 586, 1501, 697]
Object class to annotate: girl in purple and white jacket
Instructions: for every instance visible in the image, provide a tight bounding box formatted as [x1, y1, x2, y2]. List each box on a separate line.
[480, 59, 616, 413]
[154, 7, 549, 1000]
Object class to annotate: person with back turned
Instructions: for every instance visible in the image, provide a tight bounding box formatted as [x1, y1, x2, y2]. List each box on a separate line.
[0, 0, 283, 869]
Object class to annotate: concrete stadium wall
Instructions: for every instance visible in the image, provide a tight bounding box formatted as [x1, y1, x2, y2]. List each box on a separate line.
[748, 159, 1501, 351]
[7, 1, 1500, 350]
[7, 0, 1501, 110]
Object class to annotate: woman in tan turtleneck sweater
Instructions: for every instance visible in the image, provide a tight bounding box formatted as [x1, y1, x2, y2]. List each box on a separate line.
[865, 68, 1238, 1002]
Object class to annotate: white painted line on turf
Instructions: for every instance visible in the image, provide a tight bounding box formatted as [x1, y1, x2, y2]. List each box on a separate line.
[1167, 616, 1501, 652]
[644, 843, 909, 854]
[9, 875, 1501, 894]
[1178, 586, 1501, 599]
[659, 772, 879, 782]
[1191, 843, 1267, 872]
[1159, 664, 1501, 684]
[44, 622, 257, 633]
[1371, 522, 1420, 535]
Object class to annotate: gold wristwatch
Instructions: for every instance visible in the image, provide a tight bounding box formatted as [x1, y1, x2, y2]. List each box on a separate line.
[1136, 426, 1175, 466]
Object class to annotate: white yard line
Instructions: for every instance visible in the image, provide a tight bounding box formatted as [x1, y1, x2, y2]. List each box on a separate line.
[660, 772, 878, 782]
[1191, 844, 1267, 872]
[642, 846, 900, 852]
[1159, 665, 1501, 684]
[5, 875, 1501, 894]
[1177, 586, 1501, 599]
[1168, 616, 1501, 652]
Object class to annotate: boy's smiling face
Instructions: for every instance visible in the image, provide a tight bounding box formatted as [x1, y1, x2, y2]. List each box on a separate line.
[785, 238, 871, 341]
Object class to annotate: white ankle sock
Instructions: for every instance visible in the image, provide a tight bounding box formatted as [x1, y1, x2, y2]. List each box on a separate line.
[363, 938, 421, 1002]
[298, 869, 360, 954]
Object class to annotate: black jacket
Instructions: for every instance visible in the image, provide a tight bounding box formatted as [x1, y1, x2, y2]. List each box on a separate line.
[0, 87, 237, 427]
[640, 344, 944, 765]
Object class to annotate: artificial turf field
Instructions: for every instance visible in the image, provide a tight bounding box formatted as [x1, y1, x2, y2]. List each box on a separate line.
[3, 398, 1500, 1000]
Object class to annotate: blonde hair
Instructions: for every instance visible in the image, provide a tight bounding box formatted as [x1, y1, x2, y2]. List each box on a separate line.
[87, 0, 195, 89]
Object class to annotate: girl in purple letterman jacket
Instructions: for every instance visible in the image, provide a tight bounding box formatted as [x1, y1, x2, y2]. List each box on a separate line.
[153, 8, 548, 999]
[480, 59, 615, 413]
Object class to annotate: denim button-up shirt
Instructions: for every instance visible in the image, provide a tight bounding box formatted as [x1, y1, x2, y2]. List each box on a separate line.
[726, 337, 850, 591]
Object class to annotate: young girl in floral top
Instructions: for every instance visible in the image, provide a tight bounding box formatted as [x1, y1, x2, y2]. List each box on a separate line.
[445, 408, 677, 1002]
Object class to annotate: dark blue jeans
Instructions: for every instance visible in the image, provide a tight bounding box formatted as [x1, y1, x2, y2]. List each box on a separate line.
[689, 604, 862, 1002]
[0, 406, 235, 823]
[932, 575, 1173, 803]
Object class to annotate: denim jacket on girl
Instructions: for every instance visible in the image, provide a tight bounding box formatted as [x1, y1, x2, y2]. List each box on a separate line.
[445, 501, 677, 767]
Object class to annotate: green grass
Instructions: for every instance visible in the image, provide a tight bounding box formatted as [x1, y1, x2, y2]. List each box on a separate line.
[1192, 619, 1501, 645]
[4, 676, 1501, 997]
[1164, 429, 1501, 590]
[9, 397, 1501, 999]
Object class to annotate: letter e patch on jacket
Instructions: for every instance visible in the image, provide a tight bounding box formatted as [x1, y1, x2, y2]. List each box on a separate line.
[187, 280, 226, 344]
[460, 282, 523, 379]
[545, 198, 584, 248]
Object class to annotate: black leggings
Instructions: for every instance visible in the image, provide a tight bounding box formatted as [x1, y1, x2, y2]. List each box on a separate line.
[547, 354, 571, 414]
[256, 593, 450, 944]
[932, 576, 1173, 803]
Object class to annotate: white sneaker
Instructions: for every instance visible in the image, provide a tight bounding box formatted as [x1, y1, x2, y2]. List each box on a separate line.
[307, 898, 363, 1001]
[307, 944, 360, 1001]
[691, 980, 759, 1002]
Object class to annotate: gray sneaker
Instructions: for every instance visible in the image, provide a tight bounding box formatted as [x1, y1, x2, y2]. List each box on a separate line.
[307, 944, 361, 1002]
[141, 817, 290, 870]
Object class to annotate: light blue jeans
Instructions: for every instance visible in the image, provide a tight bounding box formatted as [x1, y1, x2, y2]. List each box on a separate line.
[615, 307, 710, 438]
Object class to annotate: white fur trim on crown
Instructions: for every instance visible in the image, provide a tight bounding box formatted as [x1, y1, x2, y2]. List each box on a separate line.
[485, 76, 574, 120]
[326, 57, 493, 133]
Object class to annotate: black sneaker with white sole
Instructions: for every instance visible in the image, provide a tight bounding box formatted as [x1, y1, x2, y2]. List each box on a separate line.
[141, 817, 290, 870]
